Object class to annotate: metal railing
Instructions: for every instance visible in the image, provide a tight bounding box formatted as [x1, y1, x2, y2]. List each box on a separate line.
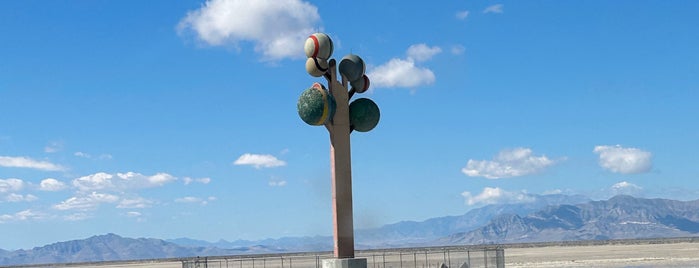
[182, 247, 504, 268]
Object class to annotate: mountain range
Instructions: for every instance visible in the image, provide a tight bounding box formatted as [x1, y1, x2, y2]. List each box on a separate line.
[2, 195, 699, 266]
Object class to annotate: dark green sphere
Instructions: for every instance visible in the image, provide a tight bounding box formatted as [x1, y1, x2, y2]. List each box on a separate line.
[297, 83, 335, 126]
[349, 98, 380, 132]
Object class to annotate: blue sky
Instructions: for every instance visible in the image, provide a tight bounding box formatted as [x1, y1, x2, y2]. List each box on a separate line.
[1, 0, 698, 250]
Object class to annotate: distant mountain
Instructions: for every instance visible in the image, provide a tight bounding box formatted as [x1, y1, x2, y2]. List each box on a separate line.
[169, 194, 589, 250]
[168, 236, 332, 253]
[0, 233, 275, 266]
[355, 194, 590, 247]
[8, 195, 698, 266]
[444, 195, 699, 245]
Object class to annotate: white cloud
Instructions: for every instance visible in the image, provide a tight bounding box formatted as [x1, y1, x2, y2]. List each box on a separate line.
[461, 187, 535, 206]
[368, 44, 440, 89]
[39, 178, 67, 191]
[451, 45, 465, 55]
[234, 154, 286, 169]
[126, 211, 142, 217]
[269, 180, 287, 187]
[0, 178, 24, 193]
[53, 192, 119, 211]
[369, 58, 436, 88]
[462, 148, 556, 179]
[406, 44, 442, 62]
[0, 209, 45, 223]
[72, 172, 177, 192]
[175, 196, 211, 205]
[74, 152, 91, 158]
[611, 181, 643, 196]
[178, 0, 320, 60]
[117, 197, 154, 209]
[593, 145, 652, 174]
[455, 10, 469, 20]
[183, 177, 211, 185]
[484, 4, 504, 14]
[74, 152, 113, 160]
[0, 156, 65, 171]
[45, 141, 63, 153]
[4, 193, 37, 202]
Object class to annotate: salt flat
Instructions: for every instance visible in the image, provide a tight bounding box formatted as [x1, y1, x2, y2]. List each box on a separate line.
[505, 242, 699, 267]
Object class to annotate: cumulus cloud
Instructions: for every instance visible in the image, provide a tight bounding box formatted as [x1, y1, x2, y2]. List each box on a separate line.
[117, 197, 154, 209]
[53, 192, 119, 211]
[72, 172, 177, 192]
[593, 145, 652, 174]
[39, 178, 67, 191]
[4, 193, 38, 202]
[0, 209, 45, 223]
[455, 10, 469, 20]
[126, 211, 142, 217]
[484, 4, 504, 14]
[461, 187, 535, 206]
[175, 196, 215, 205]
[74, 152, 113, 160]
[368, 44, 441, 89]
[610, 181, 643, 196]
[462, 148, 556, 179]
[406, 44, 442, 62]
[0, 156, 65, 171]
[178, 0, 320, 60]
[183, 177, 212, 185]
[0, 178, 24, 193]
[234, 154, 286, 169]
[269, 180, 287, 187]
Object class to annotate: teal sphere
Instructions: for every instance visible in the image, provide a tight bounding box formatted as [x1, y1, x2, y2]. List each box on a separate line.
[349, 98, 380, 132]
[297, 83, 335, 126]
[339, 54, 366, 82]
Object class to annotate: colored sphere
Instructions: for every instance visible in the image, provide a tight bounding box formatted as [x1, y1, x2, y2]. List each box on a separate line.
[306, 57, 329, 77]
[349, 98, 380, 132]
[339, 54, 366, 82]
[304, 33, 334, 60]
[350, 74, 370, 94]
[297, 83, 335, 126]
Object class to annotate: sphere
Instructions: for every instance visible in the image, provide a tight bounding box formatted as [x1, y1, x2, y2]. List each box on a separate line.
[349, 98, 380, 132]
[297, 83, 335, 126]
[350, 74, 370, 94]
[304, 33, 334, 60]
[306, 57, 329, 77]
[339, 54, 366, 82]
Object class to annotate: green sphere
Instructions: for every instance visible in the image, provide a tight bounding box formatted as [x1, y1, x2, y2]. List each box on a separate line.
[297, 83, 335, 126]
[349, 98, 380, 132]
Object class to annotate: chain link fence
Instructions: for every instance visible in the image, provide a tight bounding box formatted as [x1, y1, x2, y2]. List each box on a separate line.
[182, 247, 504, 268]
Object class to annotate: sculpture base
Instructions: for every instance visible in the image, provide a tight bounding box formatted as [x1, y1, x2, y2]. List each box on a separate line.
[322, 258, 367, 268]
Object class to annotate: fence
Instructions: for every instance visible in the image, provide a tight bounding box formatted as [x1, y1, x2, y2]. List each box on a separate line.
[182, 247, 504, 268]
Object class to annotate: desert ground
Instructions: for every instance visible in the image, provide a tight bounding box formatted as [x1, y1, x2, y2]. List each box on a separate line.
[7, 239, 699, 268]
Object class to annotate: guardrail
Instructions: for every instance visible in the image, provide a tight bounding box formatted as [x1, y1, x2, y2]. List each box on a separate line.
[182, 247, 504, 268]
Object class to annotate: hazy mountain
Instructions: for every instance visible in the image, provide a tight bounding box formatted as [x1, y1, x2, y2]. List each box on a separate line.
[444, 195, 699, 245]
[356, 194, 590, 247]
[0, 233, 274, 266]
[7, 195, 699, 265]
[169, 194, 589, 250]
[168, 236, 332, 253]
